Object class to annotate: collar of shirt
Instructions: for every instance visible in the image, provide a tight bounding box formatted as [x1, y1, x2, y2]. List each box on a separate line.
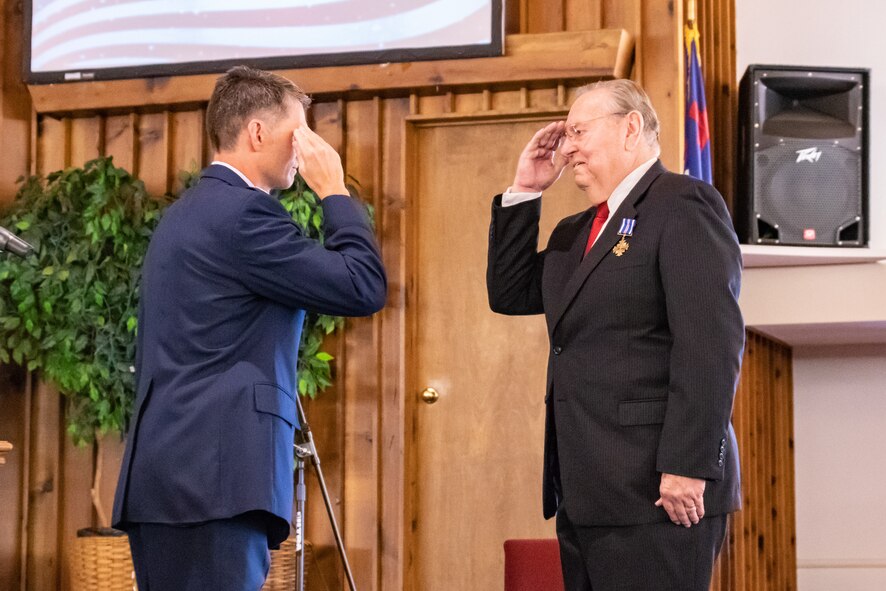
[589, 156, 658, 245]
[603, 156, 659, 219]
[210, 161, 267, 193]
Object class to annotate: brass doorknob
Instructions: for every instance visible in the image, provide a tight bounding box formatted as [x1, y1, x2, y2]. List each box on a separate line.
[420, 387, 440, 405]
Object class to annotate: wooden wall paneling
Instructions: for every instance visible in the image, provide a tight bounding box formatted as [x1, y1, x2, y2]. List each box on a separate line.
[378, 96, 409, 591]
[0, 0, 33, 204]
[639, 0, 683, 171]
[27, 31, 632, 114]
[696, 0, 737, 209]
[711, 331, 797, 590]
[342, 98, 382, 589]
[68, 117, 102, 167]
[504, 0, 523, 34]
[301, 98, 347, 590]
[104, 114, 137, 173]
[36, 116, 68, 176]
[299, 332, 346, 591]
[58, 436, 93, 591]
[94, 435, 126, 530]
[169, 109, 206, 195]
[137, 112, 171, 196]
[0, 366, 27, 589]
[24, 379, 62, 591]
[565, 0, 603, 30]
[602, 0, 642, 81]
[490, 87, 526, 113]
[526, 0, 564, 33]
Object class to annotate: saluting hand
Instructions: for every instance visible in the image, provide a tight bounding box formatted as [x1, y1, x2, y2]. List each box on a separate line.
[511, 121, 568, 193]
[293, 126, 349, 199]
[655, 472, 706, 527]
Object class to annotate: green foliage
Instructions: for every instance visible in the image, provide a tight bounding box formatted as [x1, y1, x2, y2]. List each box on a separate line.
[0, 157, 164, 444]
[0, 160, 362, 444]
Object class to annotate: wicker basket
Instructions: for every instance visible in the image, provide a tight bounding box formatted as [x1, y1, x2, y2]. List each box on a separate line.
[69, 529, 310, 590]
[70, 529, 137, 591]
[264, 539, 312, 590]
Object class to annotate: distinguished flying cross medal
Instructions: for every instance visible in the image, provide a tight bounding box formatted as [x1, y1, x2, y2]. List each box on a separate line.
[612, 218, 636, 257]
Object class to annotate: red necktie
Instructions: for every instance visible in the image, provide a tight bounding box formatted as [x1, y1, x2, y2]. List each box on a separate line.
[583, 200, 610, 257]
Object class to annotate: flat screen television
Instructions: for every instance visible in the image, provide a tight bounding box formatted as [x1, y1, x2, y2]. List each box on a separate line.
[25, 0, 504, 84]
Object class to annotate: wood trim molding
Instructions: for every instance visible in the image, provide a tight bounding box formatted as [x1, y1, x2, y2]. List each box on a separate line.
[27, 30, 634, 115]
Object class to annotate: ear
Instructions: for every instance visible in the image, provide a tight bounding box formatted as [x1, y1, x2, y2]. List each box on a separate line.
[245, 118, 266, 151]
[624, 111, 645, 151]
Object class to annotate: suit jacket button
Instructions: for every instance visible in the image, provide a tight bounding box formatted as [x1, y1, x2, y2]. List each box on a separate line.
[553, 346, 562, 355]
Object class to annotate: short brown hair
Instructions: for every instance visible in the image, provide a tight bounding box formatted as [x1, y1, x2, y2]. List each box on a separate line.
[576, 79, 660, 147]
[206, 66, 311, 152]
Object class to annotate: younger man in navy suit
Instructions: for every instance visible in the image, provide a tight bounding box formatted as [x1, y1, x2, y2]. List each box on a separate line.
[113, 66, 387, 590]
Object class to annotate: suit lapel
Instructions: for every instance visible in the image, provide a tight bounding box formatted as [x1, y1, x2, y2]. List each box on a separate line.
[549, 161, 666, 333]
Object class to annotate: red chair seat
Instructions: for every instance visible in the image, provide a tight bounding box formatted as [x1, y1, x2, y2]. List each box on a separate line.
[504, 539, 565, 591]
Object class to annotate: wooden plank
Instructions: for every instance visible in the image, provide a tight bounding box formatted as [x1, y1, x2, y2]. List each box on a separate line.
[137, 112, 171, 196]
[342, 98, 381, 590]
[95, 435, 126, 530]
[58, 438, 93, 591]
[104, 113, 137, 172]
[0, 365, 28, 589]
[640, 0, 682, 171]
[526, 0, 564, 33]
[25, 380, 61, 591]
[566, 0, 603, 31]
[302, 98, 346, 590]
[170, 110, 206, 194]
[711, 331, 797, 590]
[504, 0, 523, 34]
[28, 31, 634, 114]
[36, 116, 68, 176]
[378, 96, 409, 591]
[68, 117, 102, 168]
[0, 0, 33, 205]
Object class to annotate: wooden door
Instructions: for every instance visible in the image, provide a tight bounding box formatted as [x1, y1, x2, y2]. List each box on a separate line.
[406, 114, 588, 590]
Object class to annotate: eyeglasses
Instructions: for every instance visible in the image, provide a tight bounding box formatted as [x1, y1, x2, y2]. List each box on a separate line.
[564, 112, 629, 141]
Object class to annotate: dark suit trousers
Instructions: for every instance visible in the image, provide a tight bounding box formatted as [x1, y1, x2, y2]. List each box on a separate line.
[556, 505, 727, 591]
[127, 511, 271, 591]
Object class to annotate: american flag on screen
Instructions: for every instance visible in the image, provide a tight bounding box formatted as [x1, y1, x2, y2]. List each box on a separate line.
[31, 0, 493, 73]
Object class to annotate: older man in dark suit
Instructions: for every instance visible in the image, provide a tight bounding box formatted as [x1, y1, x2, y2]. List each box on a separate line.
[112, 66, 386, 590]
[486, 79, 744, 590]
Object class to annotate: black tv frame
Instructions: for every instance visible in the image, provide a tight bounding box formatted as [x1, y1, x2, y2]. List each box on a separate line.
[24, 1, 504, 85]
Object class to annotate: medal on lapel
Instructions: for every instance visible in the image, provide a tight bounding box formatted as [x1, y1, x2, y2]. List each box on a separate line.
[612, 218, 636, 257]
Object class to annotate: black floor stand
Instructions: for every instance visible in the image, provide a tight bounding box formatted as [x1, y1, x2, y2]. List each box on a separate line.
[293, 395, 358, 591]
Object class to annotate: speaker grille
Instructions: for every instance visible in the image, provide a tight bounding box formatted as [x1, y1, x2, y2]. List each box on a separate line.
[754, 142, 862, 244]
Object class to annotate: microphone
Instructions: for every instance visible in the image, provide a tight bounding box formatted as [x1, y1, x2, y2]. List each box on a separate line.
[0, 226, 34, 257]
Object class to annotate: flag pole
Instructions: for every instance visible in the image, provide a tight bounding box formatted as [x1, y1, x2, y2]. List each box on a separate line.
[687, 0, 697, 24]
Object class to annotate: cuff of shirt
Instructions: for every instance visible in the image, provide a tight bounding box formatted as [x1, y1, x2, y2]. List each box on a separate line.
[501, 187, 542, 207]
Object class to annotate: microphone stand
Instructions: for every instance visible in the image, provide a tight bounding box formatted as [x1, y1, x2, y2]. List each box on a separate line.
[293, 394, 358, 591]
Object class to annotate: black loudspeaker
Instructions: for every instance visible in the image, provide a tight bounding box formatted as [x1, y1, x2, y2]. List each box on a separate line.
[735, 65, 869, 246]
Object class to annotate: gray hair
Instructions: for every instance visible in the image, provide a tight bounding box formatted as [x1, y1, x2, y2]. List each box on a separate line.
[576, 79, 660, 147]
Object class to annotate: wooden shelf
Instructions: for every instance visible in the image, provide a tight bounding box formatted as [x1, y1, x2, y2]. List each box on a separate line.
[741, 244, 886, 268]
[27, 29, 634, 115]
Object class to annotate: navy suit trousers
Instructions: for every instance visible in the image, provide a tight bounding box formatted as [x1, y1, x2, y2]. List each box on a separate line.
[127, 511, 271, 591]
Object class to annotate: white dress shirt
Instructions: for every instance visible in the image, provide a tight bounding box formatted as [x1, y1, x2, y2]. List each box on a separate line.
[211, 160, 266, 193]
[502, 157, 658, 247]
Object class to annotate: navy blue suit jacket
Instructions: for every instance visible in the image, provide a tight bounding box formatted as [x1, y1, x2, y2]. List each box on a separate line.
[112, 165, 386, 546]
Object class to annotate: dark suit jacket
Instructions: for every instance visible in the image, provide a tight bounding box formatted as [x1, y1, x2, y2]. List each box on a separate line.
[112, 165, 386, 547]
[487, 161, 744, 527]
